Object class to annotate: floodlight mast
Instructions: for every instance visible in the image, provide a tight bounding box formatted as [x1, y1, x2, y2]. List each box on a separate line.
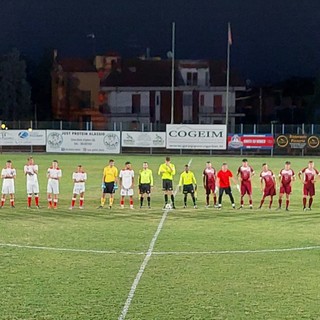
[170, 22, 175, 124]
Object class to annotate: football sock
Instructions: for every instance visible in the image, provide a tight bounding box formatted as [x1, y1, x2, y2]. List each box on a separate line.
[303, 198, 307, 207]
[147, 196, 151, 206]
[164, 194, 168, 204]
[309, 198, 313, 208]
[79, 197, 84, 207]
[35, 196, 39, 206]
[184, 195, 187, 206]
[278, 199, 282, 207]
[71, 198, 76, 207]
[269, 199, 273, 208]
[171, 194, 175, 204]
[27, 196, 32, 207]
[286, 200, 289, 209]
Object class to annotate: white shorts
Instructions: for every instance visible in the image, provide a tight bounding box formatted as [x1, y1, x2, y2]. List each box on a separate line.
[2, 179, 15, 194]
[73, 182, 85, 195]
[27, 182, 39, 194]
[120, 188, 134, 196]
[47, 179, 59, 194]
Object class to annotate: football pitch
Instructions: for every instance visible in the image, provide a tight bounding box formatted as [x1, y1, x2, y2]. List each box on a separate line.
[0, 153, 320, 319]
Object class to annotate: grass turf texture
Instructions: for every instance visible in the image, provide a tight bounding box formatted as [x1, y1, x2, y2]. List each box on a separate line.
[0, 154, 320, 319]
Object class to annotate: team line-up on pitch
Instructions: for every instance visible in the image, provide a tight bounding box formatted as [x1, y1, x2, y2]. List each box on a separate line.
[0, 157, 318, 211]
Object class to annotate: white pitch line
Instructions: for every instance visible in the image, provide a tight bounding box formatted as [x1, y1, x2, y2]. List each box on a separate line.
[0, 243, 145, 255]
[153, 246, 320, 255]
[118, 158, 193, 320]
[1, 242, 320, 256]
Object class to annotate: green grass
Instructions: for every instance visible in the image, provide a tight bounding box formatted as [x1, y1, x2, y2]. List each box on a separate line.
[0, 154, 320, 319]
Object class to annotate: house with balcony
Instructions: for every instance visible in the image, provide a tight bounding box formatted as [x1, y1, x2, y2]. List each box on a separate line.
[100, 58, 245, 127]
[52, 53, 245, 129]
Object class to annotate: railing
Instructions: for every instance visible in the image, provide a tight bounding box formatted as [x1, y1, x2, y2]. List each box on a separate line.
[1, 121, 320, 156]
[2, 121, 320, 135]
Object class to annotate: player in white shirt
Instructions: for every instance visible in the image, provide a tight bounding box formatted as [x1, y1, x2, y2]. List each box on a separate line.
[47, 160, 62, 209]
[24, 157, 40, 208]
[119, 161, 135, 209]
[69, 165, 87, 210]
[1, 160, 16, 208]
[0, 160, 17, 208]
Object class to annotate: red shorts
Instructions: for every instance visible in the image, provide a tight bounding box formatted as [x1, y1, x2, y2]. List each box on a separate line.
[205, 184, 215, 194]
[241, 181, 252, 196]
[264, 186, 276, 197]
[303, 184, 315, 196]
[280, 185, 292, 195]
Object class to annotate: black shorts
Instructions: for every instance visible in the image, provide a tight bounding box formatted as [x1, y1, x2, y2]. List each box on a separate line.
[103, 182, 115, 194]
[219, 187, 232, 196]
[162, 179, 173, 191]
[183, 184, 194, 194]
[139, 183, 151, 194]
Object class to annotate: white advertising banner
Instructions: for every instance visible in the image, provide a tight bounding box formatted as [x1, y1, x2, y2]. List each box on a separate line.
[122, 131, 166, 148]
[46, 130, 120, 153]
[166, 124, 227, 149]
[0, 130, 46, 145]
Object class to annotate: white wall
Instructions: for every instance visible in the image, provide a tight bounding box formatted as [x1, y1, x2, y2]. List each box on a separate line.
[199, 91, 236, 113]
[108, 91, 150, 114]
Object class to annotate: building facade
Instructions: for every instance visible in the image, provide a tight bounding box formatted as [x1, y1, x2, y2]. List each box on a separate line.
[52, 54, 245, 129]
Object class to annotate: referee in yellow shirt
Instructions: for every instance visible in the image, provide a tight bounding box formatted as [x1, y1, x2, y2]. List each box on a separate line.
[98, 159, 118, 209]
[179, 164, 197, 208]
[138, 162, 154, 208]
[158, 156, 176, 209]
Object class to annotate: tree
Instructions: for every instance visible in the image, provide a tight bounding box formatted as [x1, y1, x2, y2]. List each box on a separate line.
[0, 48, 31, 120]
[28, 48, 54, 121]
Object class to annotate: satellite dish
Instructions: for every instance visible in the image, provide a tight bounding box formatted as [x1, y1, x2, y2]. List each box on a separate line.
[167, 51, 173, 59]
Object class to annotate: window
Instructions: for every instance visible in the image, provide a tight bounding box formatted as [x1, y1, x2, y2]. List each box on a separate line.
[183, 93, 193, 122]
[79, 91, 91, 109]
[199, 94, 205, 107]
[214, 95, 223, 114]
[192, 72, 198, 86]
[186, 72, 198, 86]
[132, 94, 141, 114]
[155, 92, 160, 122]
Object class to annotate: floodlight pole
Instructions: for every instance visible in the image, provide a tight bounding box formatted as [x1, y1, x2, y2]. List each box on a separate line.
[225, 22, 231, 127]
[170, 22, 175, 124]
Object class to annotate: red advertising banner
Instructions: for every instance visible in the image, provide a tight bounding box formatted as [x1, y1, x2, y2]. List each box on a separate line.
[228, 134, 274, 149]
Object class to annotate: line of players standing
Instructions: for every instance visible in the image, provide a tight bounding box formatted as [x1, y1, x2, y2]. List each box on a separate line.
[1, 157, 318, 211]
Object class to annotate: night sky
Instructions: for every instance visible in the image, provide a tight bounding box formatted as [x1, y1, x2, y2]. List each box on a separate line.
[1, 0, 320, 84]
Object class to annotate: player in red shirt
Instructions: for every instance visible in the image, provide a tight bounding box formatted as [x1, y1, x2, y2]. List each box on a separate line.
[258, 163, 276, 209]
[237, 158, 254, 209]
[216, 163, 239, 209]
[202, 161, 217, 208]
[277, 161, 295, 211]
[298, 160, 320, 211]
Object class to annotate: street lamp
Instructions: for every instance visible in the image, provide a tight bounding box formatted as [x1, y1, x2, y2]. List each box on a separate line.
[0, 123, 8, 154]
